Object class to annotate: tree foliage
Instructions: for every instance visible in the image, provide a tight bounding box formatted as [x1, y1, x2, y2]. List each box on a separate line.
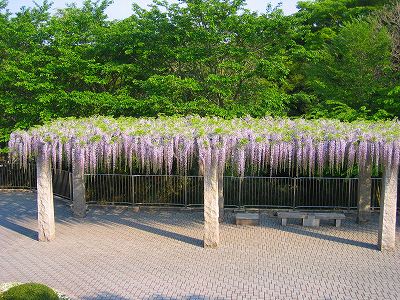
[0, 0, 398, 149]
[307, 19, 393, 120]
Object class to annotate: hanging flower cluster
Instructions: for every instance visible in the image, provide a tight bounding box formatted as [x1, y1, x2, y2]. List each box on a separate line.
[8, 116, 400, 176]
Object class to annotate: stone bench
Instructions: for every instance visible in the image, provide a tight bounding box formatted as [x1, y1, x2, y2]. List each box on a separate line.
[235, 213, 260, 226]
[277, 211, 345, 227]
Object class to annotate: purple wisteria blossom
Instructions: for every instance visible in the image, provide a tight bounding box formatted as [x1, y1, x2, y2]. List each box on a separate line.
[8, 116, 400, 176]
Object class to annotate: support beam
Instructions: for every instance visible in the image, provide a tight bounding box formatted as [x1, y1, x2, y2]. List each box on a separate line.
[378, 163, 399, 251]
[37, 145, 55, 241]
[218, 170, 224, 223]
[203, 151, 219, 248]
[357, 157, 372, 223]
[72, 149, 86, 218]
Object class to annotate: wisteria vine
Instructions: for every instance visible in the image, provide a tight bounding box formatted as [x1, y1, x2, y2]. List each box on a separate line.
[8, 116, 400, 176]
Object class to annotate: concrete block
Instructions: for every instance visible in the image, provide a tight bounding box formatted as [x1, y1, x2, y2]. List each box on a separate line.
[302, 215, 320, 227]
[235, 213, 259, 226]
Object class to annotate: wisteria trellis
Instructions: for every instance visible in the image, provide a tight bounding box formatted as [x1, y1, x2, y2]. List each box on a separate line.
[8, 116, 400, 176]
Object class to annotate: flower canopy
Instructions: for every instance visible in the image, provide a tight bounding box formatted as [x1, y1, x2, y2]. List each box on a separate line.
[9, 116, 400, 176]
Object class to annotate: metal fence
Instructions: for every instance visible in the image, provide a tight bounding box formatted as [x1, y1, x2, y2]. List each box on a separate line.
[0, 163, 35, 189]
[84, 173, 400, 209]
[223, 176, 359, 209]
[1, 163, 399, 209]
[0, 163, 71, 200]
[52, 170, 72, 200]
[85, 174, 204, 206]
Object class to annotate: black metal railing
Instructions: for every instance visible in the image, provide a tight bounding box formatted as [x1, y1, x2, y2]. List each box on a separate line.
[0, 162, 35, 189]
[1, 163, 399, 209]
[0, 163, 71, 200]
[84, 173, 400, 209]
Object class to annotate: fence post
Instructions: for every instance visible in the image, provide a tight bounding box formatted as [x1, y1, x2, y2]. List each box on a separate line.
[28, 162, 32, 190]
[69, 172, 73, 201]
[218, 170, 224, 222]
[292, 177, 297, 210]
[31, 163, 35, 190]
[238, 177, 242, 209]
[347, 179, 352, 211]
[131, 175, 135, 205]
[184, 174, 188, 208]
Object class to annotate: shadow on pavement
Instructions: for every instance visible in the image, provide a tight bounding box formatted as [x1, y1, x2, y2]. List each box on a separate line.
[278, 224, 378, 250]
[81, 292, 131, 300]
[0, 218, 37, 240]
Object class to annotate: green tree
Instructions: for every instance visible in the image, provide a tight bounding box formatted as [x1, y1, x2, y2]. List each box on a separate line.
[306, 19, 393, 120]
[0, 0, 397, 151]
[376, 2, 400, 117]
[0, 0, 53, 147]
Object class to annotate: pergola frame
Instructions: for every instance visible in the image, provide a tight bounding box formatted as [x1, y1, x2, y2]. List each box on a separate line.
[10, 116, 400, 250]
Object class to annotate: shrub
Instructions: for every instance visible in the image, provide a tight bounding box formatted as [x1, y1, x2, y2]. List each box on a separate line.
[2, 283, 58, 300]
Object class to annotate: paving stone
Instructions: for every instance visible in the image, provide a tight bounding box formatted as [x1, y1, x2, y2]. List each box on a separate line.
[0, 190, 399, 300]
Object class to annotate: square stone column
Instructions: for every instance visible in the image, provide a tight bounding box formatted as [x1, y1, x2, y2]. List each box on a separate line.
[378, 164, 398, 251]
[72, 148, 86, 218]
[357, 157, 372, 223]
[203, 152, 219, 248]
[37, 145, 55, 241]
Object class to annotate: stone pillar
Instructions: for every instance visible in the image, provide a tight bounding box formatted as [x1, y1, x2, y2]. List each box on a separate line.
[37, 145, 55, 241]
[72, 149, 86, 217]
[357, 157, 372, 223]
[198, 159, 204, 176]
[378, 163, 399, 251]
[203, 151, 219, 248]
[218, 170, 224, 223]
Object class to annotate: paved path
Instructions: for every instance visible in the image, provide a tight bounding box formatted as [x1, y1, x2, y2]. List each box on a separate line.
[0, 190, 399, 300]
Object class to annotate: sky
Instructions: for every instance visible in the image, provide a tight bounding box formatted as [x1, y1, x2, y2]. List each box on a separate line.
[7, 1, 299, 19]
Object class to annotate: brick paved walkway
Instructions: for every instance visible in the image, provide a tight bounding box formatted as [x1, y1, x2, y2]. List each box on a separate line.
[0, 190, 399, 300]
